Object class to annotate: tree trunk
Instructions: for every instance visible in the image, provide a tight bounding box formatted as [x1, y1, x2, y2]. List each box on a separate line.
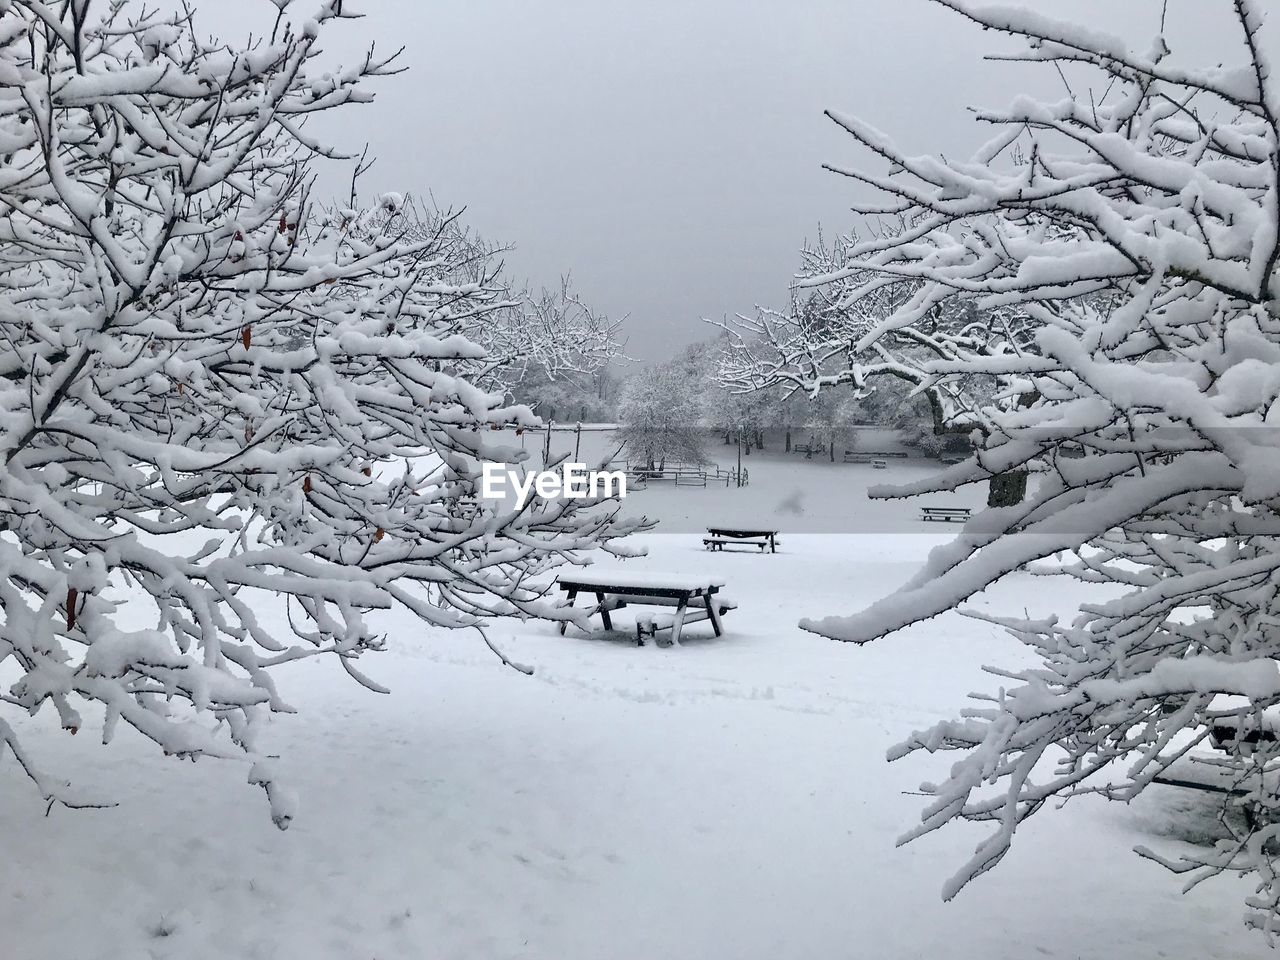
[785, 428, 791, 453]
[987, 468, 1028, 507]
[829, 441, 835, 462]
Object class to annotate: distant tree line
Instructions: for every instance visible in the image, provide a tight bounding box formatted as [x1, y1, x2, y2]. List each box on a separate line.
[612, 323, 976, 468]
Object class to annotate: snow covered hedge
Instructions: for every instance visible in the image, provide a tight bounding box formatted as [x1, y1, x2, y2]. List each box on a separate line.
[0, 1, 637, 825]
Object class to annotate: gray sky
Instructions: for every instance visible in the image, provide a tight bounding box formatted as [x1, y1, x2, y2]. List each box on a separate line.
[207, 1, 1244, 360]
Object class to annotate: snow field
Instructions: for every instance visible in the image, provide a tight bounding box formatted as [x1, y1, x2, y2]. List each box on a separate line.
[0, 529, 1262, 959]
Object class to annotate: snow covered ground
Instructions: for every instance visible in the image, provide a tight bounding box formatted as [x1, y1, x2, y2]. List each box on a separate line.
[0, 454, 1265, 959]
[521, 424, 987, 534]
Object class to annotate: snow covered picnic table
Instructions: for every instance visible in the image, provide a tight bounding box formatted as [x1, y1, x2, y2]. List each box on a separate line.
[554, 570, 735, 645]
[703, 527, 778, 553]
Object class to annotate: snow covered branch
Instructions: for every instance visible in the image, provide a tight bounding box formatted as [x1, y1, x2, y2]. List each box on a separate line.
[756, 0, 1280, 936]
[0, 1, 639, 826]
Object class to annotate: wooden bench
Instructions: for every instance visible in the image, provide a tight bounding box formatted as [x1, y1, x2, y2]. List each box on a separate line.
[632, 596, 739, 641]
[793, 444, 819, 457]
[703, 527, 778, 553]
[1209, 717, 1280, 755]
[844, 450, 908, 464]
[919, 506, 971, 523]
[555, 572, 732, 645]
[703, 536, 772, 552]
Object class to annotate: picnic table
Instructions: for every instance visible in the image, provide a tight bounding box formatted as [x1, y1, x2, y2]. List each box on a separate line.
[703, 527, 778, 553]
[555, 570, 734, 645]
[844, 450, 908, 463]
[919, 506, 971, 523]
[1208, 715, 1280, 754]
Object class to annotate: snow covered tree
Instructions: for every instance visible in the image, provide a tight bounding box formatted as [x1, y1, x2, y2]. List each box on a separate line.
[332, 196, 625, 393]
[699, 341, 776, 452]
[0, 1, 638, 825]
[779, 0, 1280, 937]
[616, 361, 707, 469]
[718, 235, 1031, 501]
[789, 389, 856, 462]
[702, 384, 772, 452]
[509, 362, 622, 423]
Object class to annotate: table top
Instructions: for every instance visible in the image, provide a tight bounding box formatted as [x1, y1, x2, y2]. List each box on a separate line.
[556, 569, 726, 593]
[705, 527, 777, 537]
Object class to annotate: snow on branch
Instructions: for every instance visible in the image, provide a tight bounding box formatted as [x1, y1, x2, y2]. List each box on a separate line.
[731, 0, 1280, 937]
[0, 1, 639, 825]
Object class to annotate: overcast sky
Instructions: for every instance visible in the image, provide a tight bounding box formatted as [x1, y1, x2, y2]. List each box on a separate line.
[207, 1, 1246, 360]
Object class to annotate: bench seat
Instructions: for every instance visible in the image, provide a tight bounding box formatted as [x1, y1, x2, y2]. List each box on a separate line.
[635, 598, 738, 641]
[845, 450, 908, 462]
[919, 507, 971, 523]
[703, 536, 776, 552]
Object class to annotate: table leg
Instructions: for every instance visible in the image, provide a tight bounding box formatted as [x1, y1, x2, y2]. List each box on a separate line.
[704, 594, 723, 637]
[669, 596, 689, 646]
[770, 533, 776, 553]
[558, 589, 578, 635]
[595, 592, 612, 630]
